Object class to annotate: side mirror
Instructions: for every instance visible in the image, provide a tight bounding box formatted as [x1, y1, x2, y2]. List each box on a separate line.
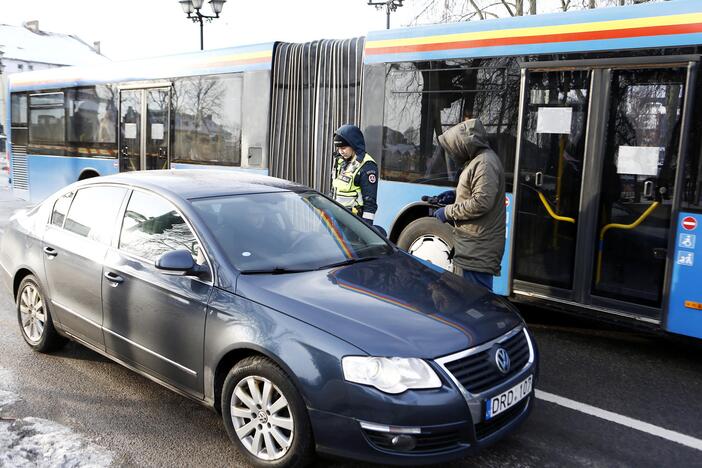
[155, 249, 197, 276]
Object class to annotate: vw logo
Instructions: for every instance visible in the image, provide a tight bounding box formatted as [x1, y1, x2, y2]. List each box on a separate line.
[495, 348, 511, 374]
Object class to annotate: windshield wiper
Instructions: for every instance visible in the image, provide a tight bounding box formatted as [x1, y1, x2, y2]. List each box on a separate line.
[316, 256, 381, 270]
[240, 267, 314, 275]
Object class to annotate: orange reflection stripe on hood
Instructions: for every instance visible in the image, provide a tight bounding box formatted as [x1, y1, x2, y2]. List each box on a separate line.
[314, 208, 354, 259]
[334, 276, 475, 340]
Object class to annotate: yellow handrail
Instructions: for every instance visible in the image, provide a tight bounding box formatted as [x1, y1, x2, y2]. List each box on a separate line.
[537, 190, 576, 224]
[595, 201, 660, 284]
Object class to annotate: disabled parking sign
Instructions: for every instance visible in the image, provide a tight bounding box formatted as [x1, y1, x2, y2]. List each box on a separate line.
[677, 251, 694, 267]
[679, 234, 696, 249]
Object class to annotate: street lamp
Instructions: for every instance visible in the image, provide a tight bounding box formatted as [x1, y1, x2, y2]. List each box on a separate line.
[367, 0, 403, 30]
[179, 0, 227, 50]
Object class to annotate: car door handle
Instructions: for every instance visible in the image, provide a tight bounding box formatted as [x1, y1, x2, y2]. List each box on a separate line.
[43, 246, 58, 258]
[104, 271, 124, 285]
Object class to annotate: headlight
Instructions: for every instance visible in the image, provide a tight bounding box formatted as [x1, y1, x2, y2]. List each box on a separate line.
[342, 356, 442, 394]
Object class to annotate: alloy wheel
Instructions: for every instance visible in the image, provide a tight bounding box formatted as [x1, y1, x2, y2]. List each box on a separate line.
[19, 283, 46, 343]
[230, 375, 294, 461]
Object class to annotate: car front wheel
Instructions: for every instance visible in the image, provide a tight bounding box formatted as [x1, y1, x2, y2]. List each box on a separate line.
[222, 356, 314, 468]
[17, 275, 66, 352]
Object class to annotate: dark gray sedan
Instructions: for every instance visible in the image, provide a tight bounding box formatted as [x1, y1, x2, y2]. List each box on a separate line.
[0, 170, 538, 467]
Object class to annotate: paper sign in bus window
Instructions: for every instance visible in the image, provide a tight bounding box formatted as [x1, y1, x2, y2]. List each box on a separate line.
[536, 107, 572, 134]
[124, 123, 137, 139]
[616, 146, 659, 176]
[151, 124, 164, 140]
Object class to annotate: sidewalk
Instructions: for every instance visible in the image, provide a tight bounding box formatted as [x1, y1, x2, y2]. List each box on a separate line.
[0, 188, 34, 233]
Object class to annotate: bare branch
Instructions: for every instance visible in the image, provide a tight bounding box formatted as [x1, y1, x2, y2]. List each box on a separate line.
[468, 0, 485, 20]
[501, 0, 515, 16]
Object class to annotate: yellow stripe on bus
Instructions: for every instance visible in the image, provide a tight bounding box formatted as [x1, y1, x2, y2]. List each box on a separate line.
[366, 12, 702, 49]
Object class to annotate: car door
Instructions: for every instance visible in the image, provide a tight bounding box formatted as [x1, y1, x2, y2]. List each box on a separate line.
[42, 185, 128, 349]
[102, 189, 212, 396]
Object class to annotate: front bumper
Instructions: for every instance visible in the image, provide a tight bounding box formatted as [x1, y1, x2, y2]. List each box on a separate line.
[309, 326, 538, 465]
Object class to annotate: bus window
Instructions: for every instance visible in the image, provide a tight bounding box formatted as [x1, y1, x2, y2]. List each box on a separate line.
[29, 92, 65, 154]
[11, 93, 28, 127]
[682, 73, 702, 211]
[381, 58, 520, 189]
[66, 86, 118, 157]
[172, 74, 243, 166]
[10, 93, 28, 147]
[684, 143, 702, 211]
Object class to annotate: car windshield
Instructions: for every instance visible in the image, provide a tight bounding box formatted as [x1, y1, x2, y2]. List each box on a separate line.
[191, 191, 393, 272]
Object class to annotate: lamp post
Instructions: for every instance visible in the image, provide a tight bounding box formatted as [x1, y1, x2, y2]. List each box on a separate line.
[179, 0, 227, 50]
[367, 0, 404, 30]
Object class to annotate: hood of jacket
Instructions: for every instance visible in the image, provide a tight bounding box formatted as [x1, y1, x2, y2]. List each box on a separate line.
[438, 119, 491, 168]
[335, 124, 366, 159]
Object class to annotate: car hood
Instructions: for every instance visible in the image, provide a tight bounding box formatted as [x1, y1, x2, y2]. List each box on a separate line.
[235, 252, 522, 358]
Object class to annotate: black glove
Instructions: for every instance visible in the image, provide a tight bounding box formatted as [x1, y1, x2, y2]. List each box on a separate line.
[436, 190, 456, 205]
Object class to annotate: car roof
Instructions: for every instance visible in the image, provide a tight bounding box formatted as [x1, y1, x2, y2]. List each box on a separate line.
[90, 169, 307, 199]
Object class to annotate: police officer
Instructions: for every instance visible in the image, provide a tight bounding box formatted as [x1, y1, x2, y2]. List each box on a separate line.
[332, 125, 378, 224]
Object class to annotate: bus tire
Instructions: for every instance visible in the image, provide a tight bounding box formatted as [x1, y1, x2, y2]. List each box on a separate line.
[78, 170, 99, 180]
[397, 217, 454, 271]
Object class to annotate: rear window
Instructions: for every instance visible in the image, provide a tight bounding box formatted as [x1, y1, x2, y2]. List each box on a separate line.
[50, 192, 73, 227]
[63, 186, 127, 243]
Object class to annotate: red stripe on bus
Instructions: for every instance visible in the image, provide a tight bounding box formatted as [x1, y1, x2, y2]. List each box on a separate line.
[366, 22, 702, 55]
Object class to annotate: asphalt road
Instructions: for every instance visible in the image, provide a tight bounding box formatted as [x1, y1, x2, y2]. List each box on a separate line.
[0, 192, 701, 467]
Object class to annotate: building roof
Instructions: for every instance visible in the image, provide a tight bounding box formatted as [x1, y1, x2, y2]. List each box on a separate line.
[0, 23, 109, 66]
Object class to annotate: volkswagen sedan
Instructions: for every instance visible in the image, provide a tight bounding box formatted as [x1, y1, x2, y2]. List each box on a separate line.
[0, 170, 538, 467]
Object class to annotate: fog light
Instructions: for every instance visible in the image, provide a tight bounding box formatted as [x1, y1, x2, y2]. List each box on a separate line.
[390, 434, 416, 451]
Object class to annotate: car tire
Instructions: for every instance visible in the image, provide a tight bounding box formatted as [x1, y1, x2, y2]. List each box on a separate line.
[16, 275, 66, 352]
[222, 356, 315, 468]
[397, 217, 455, 271]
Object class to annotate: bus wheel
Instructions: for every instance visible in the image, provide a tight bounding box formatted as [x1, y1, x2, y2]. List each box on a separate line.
[397, 217, 454, 271]
[78, 170, 98, 180]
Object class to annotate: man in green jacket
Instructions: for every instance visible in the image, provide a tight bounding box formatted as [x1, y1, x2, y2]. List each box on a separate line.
[433, 119, 505, 291]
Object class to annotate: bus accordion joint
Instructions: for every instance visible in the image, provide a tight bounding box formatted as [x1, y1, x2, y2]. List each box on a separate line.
[595, 201, 660, 285]
[536, 190, 576, 224]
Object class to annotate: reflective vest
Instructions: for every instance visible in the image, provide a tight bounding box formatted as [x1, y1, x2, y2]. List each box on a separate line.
[332, 153, 376, 213]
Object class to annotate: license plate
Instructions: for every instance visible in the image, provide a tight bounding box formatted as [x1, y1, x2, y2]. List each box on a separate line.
[485, 375, 533, 420]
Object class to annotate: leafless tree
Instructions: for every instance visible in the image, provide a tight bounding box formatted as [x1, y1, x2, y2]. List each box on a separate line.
[410, 0, 668, 23]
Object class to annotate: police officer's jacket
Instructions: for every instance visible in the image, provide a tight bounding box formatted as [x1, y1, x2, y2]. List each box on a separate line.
[332, 125, 378, 221]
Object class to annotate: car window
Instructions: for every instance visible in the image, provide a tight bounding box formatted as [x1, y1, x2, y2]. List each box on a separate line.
[192, 191, 392, 272]
[50, 191, 74, 227]
[63, 186, 127, 243]
[119, 190, 203, 264]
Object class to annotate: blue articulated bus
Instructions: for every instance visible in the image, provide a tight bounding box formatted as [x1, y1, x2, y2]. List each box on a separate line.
[6, 0, 702, 339]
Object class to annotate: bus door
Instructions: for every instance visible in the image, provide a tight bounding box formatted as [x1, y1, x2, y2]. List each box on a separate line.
[512, 68, 591, 300]
[590, 66, 689, 313]
[512, 61, 694, 321]
[119, 86, 171, 172]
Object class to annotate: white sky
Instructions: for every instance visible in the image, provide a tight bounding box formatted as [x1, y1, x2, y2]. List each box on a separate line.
[1, 0, 416, 61]
[1, 0, 574, 62]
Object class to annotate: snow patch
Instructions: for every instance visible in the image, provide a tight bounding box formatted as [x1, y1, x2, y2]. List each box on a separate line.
[0, 390, 20, 408]
[0, 417, 113, 467]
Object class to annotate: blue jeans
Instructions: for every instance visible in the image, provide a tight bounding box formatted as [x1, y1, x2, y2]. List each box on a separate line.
[460, 269, 493, 291]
